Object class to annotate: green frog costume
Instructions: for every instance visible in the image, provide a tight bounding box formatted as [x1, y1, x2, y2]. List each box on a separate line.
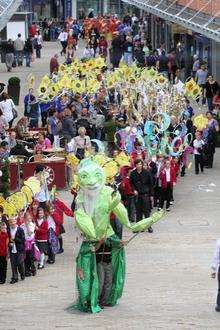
[69, 159, 163, 313]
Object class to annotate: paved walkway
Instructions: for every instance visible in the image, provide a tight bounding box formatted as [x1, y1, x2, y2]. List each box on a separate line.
[1, 42, 220, 329]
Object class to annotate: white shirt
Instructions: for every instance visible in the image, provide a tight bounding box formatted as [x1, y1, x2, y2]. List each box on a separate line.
[58, 32, 68, 42]
[193, 139, 204, 155]
[165, 168, 170, 182]
[211, 239, 220, 272]
[10, 226, 18, 253]
[0, 99, 15, 122]
[21, 222, 35, 240]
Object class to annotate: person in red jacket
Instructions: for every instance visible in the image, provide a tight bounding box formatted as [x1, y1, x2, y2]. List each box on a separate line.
[0, 222, 9, 284]
[35, 208, 48, 269]
[120, 166, 135, 222]
[53, 195, 73, 254]
[159, 158, 176, 211]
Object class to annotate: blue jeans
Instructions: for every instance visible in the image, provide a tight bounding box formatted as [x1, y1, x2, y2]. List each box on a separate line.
[15, 50, 23, 65]
[207, 97, 213, 111]
[50, 28, 56, 41]
[25, 52, 31, 67]
[123, 52, 133, 66]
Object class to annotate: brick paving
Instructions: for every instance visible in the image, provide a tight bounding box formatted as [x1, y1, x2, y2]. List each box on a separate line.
[1, 42, 220, 329]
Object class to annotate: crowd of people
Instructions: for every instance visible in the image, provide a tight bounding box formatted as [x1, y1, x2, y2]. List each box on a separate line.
[1, 13, 220, 312]
[0, 171, 73, 285]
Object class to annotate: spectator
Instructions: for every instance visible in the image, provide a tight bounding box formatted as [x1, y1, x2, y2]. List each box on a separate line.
[23, 37, 33, 67]
[0, 221, 9, 284]
[34, 30, 43, 59]
[21, 212, 36, 277]
[157, 50, 169, 78]
[47, 108, 62, 145]
[8, 217, 25, 284]
[34, 132, 52, 153]
[35, 208, 48, 269]
[4, 39, 15, 72]
[0, 109, 9, 139]
[61, 107, 76, 143]
[14, 33, 24, 66]
[195, 64, 208, 103]
[74, 126, 91, 159]
[50, 54, 59, 75]
[58, 29, 68, 55]
[0, 92, 16, 128]
[204, 75, 219, 111]
[123, 36, 134, 66]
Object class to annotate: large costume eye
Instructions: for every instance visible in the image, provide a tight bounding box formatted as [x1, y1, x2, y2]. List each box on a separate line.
[95, 171, 102, 178]
[80, 173, 87, 180]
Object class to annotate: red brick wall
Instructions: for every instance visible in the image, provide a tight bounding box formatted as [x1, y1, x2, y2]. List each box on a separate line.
[177, 0, 220, 17]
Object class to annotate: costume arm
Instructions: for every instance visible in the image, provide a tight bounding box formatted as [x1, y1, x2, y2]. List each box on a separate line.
[112, 201, 164, 232]
[75, 208, 96, 239]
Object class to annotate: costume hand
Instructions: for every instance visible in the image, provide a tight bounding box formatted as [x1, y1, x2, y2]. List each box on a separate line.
[77, 268, 84, 280]
[134, 190, 138, 196]
[120, 240, 128, 247]
[211, 272, 216, 279]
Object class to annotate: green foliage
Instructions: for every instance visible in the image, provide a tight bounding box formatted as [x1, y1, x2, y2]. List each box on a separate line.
[8, 77, 20, 85]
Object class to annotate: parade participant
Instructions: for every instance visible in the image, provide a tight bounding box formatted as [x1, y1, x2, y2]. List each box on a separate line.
[68, 159, 163, 313]
[0, 222, 9, 284]
[130, 159, 154, 233]
[193, 131, 205, 175]
[8, 217, 25, 284]
[35, 208, 48, 269]
[159, 158, 176, 212]
[204, 111, 219, 168]
[21, 212, 36, 276]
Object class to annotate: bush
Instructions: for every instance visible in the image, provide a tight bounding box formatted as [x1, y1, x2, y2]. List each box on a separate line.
[8, 77, 20, 85]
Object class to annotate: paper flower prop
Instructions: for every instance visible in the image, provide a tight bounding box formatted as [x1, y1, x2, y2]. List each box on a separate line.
[7, 192, 27, 212]
[1, 201, 17, 217]
[103, 160, 119, 184]
[66, 154, 80, 167]
[27, 74, 35, 89]
[24, 177, 41, 196]
[21, 185, 33, 204]
[193, 114, 208, 131]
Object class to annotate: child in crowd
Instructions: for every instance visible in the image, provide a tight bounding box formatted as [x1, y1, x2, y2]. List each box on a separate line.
[21, 212, 36, 276]
[8, 217, 25, 284]
[35, 208, 48, 269]
[159, 158, 176, 212]
[193, 130, 205, 175]
[0, 222, 9, 284]
[52, 194, 73, 254]
[120, 166, 135, 222]
[45, 204, 61, 264]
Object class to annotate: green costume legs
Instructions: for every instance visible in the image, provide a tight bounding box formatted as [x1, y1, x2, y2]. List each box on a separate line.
[72, 236, 125, 313]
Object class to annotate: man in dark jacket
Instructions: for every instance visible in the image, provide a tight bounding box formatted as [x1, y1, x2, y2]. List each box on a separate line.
[130, 159, 154, 233]
[8, 218, 25, 284]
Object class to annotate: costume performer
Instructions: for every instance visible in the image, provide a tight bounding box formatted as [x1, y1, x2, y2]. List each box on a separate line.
[68, 159, 163, 313]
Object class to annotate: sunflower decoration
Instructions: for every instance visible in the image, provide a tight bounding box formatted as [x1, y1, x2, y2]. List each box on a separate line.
[190, 85, 202, 100]
[86, 79, 101, 94]
[156, 74, 167, 85]
[114, 151, 130, 167]
[93, 154, 109, 168]
[24, 177, 41, 196]
[58, 75, 72, 90]
[59, 63, 67, 75]
[27, 74, 35, 89]
[72, 79, 86, 93]
[21, 185, 33, 204]
[1, 201, 17, 217]
[103, 160, 119, 184]
[66, 154, 80, 168]
[143, 67, 157, 80]
[128, 76, 137, 85]
[94, 57, 105, 70]
[106, 76, 116, 89]
[7, 192, 27, 212]
[193, 114, 208, 131]
[184, 78, 196, 94]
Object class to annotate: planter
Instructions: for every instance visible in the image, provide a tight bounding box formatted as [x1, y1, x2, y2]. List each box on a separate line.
[7, 77, 20, 106]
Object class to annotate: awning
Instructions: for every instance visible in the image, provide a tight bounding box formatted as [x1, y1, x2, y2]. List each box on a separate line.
[122, 0, 220, 42]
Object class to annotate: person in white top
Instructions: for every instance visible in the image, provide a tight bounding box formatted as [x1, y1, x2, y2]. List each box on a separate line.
[211, 239, 220, 312]
[34, 31, 43, 58]
[58, 29, 68, 55]
[193, 130, 205, 174]
[0, 92, 16, 128]
[21, 212, 36, 276]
